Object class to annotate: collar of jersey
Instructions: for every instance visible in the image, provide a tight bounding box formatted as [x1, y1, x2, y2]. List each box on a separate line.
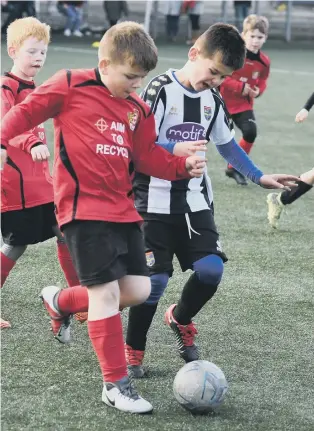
[246, 50, 261, 61]
[4, 71, 35, 87]
[169, 69, 199, 94]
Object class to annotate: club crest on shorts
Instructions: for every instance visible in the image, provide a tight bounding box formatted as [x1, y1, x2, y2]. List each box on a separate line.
[145, 251, 155, 267]
[204, 106, 212, 121]
[127, 109, 139, 131]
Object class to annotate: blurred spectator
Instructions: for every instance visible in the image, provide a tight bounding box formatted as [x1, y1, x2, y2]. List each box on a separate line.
[57, 1, 84, 37]
[103, 1, 128, 28]
[233, 1, 252, 30]
[1, 1, 36, 34]
[182, 0, 204, 45]
[164, 1, 182, 42]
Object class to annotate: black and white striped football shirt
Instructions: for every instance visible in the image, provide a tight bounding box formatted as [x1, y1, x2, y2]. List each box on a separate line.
[133, 69, 233, 214]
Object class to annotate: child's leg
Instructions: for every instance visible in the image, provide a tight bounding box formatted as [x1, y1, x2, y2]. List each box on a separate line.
[42, 219, 153, 413]
[125, 216, 175, 376]
[87, 281, 127, 382]
[1, 244, 27, 288]
[232, 110, 257, 157]
[267, 168, 313, 228]
[1, 244, 27, 328]
[52, 225, 80, 288]
[226, 111, 257, 184]
[165, 211, 226, 362]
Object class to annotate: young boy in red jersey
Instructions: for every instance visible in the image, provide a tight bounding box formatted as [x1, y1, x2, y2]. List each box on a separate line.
[1, 17, 79, 329]
[1, 22, 208, 414]
[267, 92, 314, 228]
[220, 14, 270, 185]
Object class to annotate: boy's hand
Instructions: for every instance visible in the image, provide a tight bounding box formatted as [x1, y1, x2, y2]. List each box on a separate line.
[185, 155, 207, 178]
[173, 140, 207, 156]
[295, 108, 309, 123]
[259, 174, 299, 191]
[1, 148, 7, 170]
[31, 144, 50, 162]
[242, 83, 251, 96]
[248, 85, 260, 98]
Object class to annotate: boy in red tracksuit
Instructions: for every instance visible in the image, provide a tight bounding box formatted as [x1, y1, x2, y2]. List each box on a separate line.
[1, 17, 79, 329]
[220, 14, 270, 185]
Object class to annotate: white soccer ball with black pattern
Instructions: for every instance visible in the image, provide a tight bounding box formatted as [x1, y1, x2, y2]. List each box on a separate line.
[173, 360, 228, 414]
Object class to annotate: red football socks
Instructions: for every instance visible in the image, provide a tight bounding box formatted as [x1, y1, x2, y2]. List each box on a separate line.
[88, 314, 128, 383]
[57, 242, 80, 287]
[239, 138, 253, 155]
[1, 253, 15, 288]
[57, 285, 88, 314]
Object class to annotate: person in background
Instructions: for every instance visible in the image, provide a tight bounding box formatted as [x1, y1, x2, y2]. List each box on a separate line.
[57, 1, 84, 37]
[1, 1, 36, 35]
[165, 0, 182, 43]
[103, 1, 128, 28]
[233, 0, 251, 30]
[182, 0, 204, 46]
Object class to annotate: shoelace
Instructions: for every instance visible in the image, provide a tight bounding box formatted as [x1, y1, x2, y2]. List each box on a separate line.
[120, 378, 140, 401]
[178, 323, 198, 347]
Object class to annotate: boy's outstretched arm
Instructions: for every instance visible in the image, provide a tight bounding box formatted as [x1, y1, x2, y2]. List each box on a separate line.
[295, 92, 314, 123]
[1, 70, 69, 149]
[216, 138, 298, 190]
[1, 84, 47, 156]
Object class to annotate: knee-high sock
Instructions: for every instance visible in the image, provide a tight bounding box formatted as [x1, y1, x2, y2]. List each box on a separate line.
[57, 242, 80, 287]
[88, 314, 127, 382]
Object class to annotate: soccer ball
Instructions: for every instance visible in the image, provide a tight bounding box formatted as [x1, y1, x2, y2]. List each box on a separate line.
[173, 360, 228, 414]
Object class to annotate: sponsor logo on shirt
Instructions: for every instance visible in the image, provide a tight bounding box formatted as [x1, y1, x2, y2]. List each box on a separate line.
[95, 118, 109, 133]
[95, 144, 128, 159]
[252, 71, 259, 79]
[127, 109, 139, 131]
[204, 106, 212, 121]
[166, 122, 206, 143]
[169, 106, 178, 115]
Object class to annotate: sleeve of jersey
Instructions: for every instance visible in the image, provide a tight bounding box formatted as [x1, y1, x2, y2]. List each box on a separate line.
[220, 76, 244, 95]
[217, 138, 264, 184]
[209, 104, 234, 146]
[304, 92, 314, 112]
[132, 113, 189, 180]
[257, 62, 270, 96]
[1, 84, 43, 152]
[1, 70, 68, 149]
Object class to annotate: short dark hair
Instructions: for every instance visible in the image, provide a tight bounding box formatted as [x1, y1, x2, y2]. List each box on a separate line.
[99, 21, 158, 72]
[196, 23, 246, 71]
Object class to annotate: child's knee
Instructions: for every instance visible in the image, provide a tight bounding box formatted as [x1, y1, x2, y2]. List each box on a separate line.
[145, 273, 169, 305]
[137, 277, 152, 303]
[193, 254, 224, 286]
[243, 122, 257, 143]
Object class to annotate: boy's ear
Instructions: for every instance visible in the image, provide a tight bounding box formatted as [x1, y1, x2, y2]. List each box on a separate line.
[98, 58, 110, 75]
[8, 46, 17, 59]
[188, 47, 199, 62]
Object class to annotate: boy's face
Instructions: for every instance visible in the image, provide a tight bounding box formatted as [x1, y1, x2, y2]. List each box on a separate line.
[188, 49, 233, 92]
[242, 29, 266, 53]
[9, 37, 48, 79]
[99, 60, 148, 99]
